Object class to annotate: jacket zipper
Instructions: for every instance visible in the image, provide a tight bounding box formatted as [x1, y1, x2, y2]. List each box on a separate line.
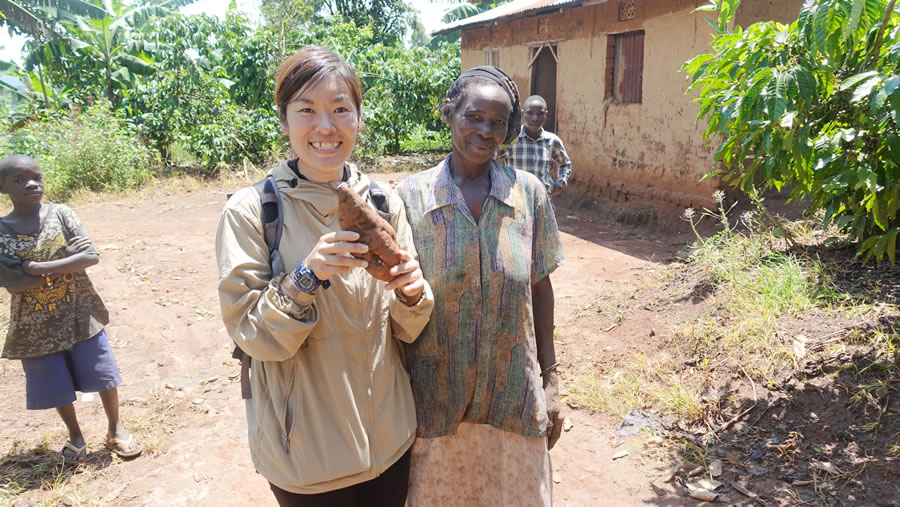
[280, 363, 297, 454]
[365, 290, 380, 477]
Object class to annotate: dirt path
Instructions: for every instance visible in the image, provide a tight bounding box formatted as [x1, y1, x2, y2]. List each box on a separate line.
[0, 183, 690, 506]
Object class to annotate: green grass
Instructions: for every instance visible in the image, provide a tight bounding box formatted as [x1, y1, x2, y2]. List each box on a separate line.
[688, 228, 771, 285]
[676, 204, 845, 380]
[567, 353, 712, 424]
[567, 195, 896, 432]
[727, 254, 828, 316]
[0, 435, 88, 506]
[567, 355, 656, 419]
[673, 252, 837, 380]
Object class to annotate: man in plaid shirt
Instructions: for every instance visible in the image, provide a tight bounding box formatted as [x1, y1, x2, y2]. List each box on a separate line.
[496, 95, 572, 196]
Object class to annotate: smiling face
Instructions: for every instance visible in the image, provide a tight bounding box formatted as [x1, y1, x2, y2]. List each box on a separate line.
[0, 163, 44, 207]
[281, 76, 360, 183]
[447, 82, 512, 170]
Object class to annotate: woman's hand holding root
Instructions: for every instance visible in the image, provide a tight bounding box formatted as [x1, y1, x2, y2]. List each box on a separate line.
[304, 231, 370, 280]
[384, 250, 424, 306]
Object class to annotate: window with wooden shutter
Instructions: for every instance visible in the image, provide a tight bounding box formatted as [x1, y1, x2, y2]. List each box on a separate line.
[605, 30, 644, 104]
[483, 48, 501, 67]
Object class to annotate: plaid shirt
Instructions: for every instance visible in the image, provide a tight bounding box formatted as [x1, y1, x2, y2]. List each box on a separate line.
[497, 126, 572, 190]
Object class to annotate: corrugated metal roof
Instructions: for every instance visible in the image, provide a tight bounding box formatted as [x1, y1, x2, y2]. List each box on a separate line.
[433, 0, 586, 35]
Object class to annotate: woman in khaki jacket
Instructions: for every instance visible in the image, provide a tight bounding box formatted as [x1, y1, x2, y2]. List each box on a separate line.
[215, 46, 434, 506]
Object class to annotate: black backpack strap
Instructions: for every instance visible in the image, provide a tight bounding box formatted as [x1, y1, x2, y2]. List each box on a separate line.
[231, 345, 252, 399]
[254, 176, 286, 276]
[233, 175, 286, 400]
[367, 179, 391, 220]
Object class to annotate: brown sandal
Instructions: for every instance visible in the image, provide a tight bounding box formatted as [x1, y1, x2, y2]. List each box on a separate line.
[61, 440, 87, 465]
[106, 434, 142, 459]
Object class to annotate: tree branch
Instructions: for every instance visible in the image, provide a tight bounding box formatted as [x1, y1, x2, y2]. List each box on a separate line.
[865, 0, 898, 69]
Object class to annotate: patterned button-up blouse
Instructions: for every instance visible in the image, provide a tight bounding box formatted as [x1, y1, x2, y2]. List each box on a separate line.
[0, 204, 109, 359]
[399, 156, 565, 439]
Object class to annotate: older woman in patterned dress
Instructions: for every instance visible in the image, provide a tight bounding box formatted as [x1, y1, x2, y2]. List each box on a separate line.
[399, 66, 565, 506]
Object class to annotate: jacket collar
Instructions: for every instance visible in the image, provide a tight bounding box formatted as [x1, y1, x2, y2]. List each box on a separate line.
[270, 159, 369, 218]
[425, 155, 515, 214]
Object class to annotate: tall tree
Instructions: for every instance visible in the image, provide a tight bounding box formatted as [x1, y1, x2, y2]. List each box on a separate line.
[258, 0, 313, 60]
[684, 0, 900, 262]
[313, 0, 415, 44]
[1, 0, 110, 105]
[0, 57, 29, 101]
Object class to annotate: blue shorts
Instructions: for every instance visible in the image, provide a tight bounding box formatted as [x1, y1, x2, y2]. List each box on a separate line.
[21, 330, 122, 410]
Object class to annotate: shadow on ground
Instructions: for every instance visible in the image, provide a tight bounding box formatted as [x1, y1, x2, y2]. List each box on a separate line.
[0, 443, 119, 495]
[642, 252, 900, 505]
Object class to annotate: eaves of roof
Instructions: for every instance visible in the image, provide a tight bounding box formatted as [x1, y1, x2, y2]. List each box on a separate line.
[433, 0, 592, 36]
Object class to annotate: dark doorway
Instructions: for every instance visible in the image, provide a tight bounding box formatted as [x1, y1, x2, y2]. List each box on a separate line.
[530, 44, 558, 132]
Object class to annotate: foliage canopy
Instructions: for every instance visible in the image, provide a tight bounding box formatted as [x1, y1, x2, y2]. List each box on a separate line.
[685, 0, 900, 262]
[1, 0, 462, 187]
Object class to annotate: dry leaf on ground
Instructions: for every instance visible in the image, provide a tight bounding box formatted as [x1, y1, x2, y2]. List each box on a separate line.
[689, 489, 718, 501]
[811, 460, 843, 475]
[691, 478, 723, 491]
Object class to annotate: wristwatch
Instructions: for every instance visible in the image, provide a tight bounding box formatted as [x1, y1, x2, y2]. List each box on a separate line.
[292, 263, 330, 294]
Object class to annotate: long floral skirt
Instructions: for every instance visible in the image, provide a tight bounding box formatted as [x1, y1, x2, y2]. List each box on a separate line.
[407, 422, 552, 506]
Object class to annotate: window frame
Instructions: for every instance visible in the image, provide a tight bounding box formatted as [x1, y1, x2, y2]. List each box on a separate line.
[482, 47, 501, 67]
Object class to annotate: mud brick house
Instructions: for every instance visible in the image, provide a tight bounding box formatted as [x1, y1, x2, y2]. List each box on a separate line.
[435, 0, 804, 207]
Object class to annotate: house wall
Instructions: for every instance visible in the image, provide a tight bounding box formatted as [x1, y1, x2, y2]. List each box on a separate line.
[459, 0, 805, 207]
[735, 0, 805, 27]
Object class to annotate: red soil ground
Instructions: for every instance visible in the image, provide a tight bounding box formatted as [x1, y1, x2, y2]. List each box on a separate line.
[0, 178, 722, 506]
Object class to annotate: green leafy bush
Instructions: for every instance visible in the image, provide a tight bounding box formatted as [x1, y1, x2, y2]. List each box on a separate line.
[0, 100, 12, 134]
[1, 101, 152, 199]
[9, 9, 463, 167]
[128, 13, 286, 169]
[232, 107, 287, 162]
[184, 105, 285, 169]
[361, 42, 459, 155]
[684, 0, 900, 262]
[399, 124, 451, 153]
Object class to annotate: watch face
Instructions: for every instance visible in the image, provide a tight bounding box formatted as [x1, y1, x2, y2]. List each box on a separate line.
[297, 274, 316, 291]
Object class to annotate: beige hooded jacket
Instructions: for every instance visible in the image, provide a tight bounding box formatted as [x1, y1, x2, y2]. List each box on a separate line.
[216, 160, 434, 494]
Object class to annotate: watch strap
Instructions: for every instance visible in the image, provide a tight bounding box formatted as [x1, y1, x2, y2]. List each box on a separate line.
[292, 263, 330, 293]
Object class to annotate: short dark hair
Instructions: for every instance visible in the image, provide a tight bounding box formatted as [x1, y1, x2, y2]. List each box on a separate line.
[0, 155, 39, 183]
[443, 70, 521, 145]
[523, 95, 548, 111]
[274, 46, 363, 124]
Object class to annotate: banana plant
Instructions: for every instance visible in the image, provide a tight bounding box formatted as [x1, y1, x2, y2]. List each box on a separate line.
[0, 0, 107, 38]
[427, 1, 506, 48]
[0, 58, 29, 101]
[17, 0, 198, 107]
